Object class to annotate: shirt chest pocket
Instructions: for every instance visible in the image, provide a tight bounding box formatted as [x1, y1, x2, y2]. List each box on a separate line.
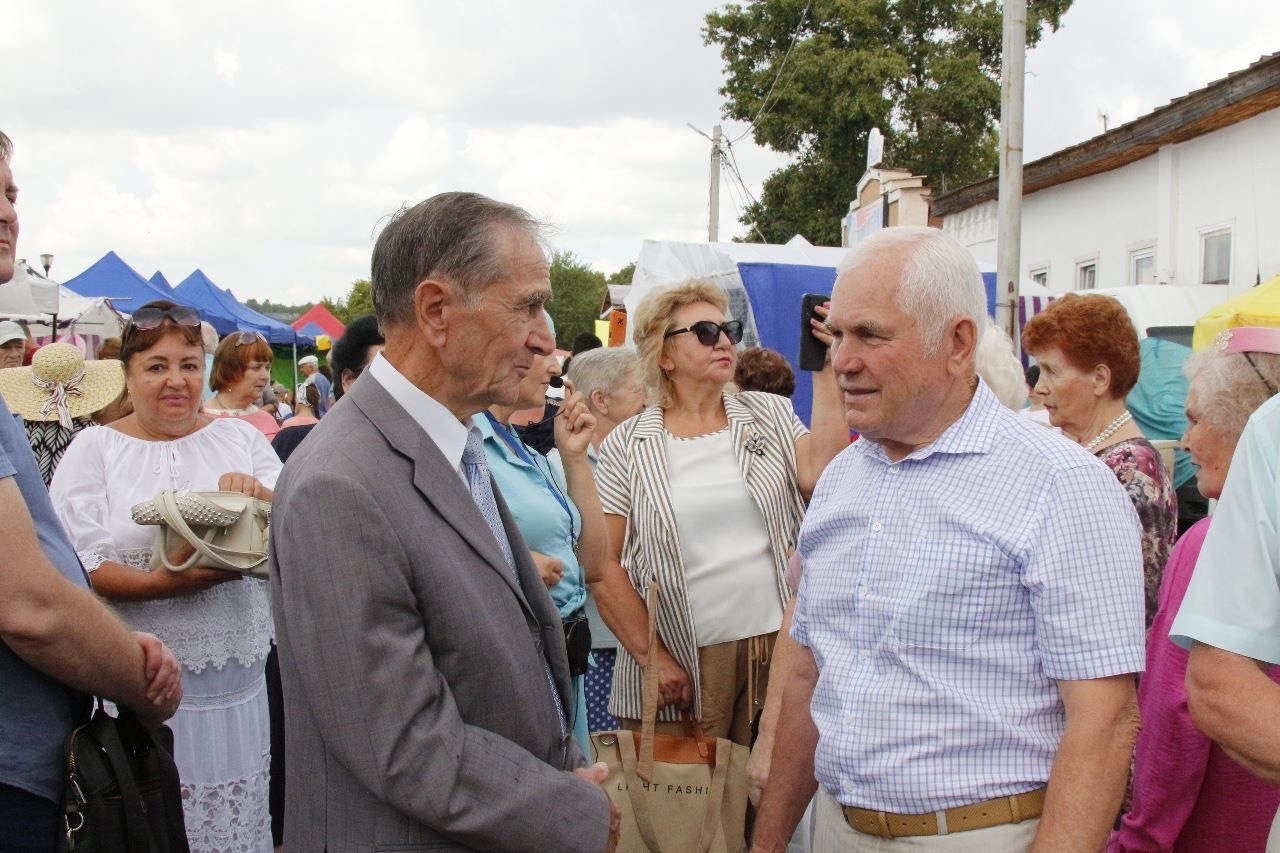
[889, 539, 1004, 651]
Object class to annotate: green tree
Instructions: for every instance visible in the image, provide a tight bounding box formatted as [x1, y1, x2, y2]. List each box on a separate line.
[704, 0, 1072, 245]
[548, 251, 607, 349]
[324, 279, 374, 325]
[607, 262, 637, 285]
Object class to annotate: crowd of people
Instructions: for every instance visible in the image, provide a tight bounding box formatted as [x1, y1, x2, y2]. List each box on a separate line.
[4, 124, 1280, 853]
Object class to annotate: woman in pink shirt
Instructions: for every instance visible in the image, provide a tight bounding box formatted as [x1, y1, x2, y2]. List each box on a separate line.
[1111, 329, 1280, 852]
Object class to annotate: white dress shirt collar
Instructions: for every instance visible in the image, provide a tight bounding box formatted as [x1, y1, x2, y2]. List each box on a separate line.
[366, 353, 472, 477]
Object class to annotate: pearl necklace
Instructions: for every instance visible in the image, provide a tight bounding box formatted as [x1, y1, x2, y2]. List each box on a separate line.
[1082, 410, 1132, 452]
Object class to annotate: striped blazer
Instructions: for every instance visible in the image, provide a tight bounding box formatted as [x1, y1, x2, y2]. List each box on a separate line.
[595, 391, 807, 721]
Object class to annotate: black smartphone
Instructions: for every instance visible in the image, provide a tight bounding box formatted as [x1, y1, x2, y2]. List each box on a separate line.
[799, 292, 829, 371]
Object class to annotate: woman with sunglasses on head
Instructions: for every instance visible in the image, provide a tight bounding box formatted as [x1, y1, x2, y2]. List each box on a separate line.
[204, 330, 280, 440]
[50, 300, 282, 853]
[593, 279, 847, 746]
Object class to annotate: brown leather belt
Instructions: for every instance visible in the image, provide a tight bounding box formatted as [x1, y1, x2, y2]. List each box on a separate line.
[842, 787, 1046, 838]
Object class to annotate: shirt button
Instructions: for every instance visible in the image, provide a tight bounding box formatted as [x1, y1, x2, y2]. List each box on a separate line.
[858, 585, 869, 597]
[858, 649, 870, 661]
[844, 712, 855, 724]
[871, 521, 883, 532]
[842, 780, 855, 794]
[888, 465, 900, 474]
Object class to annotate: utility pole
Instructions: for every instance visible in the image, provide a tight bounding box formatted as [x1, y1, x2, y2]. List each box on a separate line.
[709, 124, 722, 243]
[996, 0, 1026, 354]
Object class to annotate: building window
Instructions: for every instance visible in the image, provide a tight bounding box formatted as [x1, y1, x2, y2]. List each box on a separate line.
[1130, 249, 1155, 285]
[1030, 267, 1049, 287]
[1077, 261, 1097, 291]
[1202, 229, 1232, 285]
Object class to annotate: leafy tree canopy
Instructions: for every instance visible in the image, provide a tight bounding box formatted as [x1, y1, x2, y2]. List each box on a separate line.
[704, 0, 1072, 245]
[323, 279, 374, 325]
[548, 251, 607, 350]
[244, 297, 313, 321]
[607, 262, 637, 285]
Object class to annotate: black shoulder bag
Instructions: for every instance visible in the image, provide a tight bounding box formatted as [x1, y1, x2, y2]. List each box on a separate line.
[57, 700, 189, 853]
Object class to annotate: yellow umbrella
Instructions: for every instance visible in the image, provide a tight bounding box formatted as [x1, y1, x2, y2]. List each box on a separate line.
[1193, 273, 1280, 350]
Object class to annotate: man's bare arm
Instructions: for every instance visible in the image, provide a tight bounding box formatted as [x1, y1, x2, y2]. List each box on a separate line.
[1032, 674, 1139, 851]
[1186, 642, 1280, 783]
[749, 644, 821, 853]
[0, 478, 179, 726]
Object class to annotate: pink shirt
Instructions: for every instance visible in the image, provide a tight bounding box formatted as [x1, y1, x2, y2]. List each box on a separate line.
[1110, 518, 1280, 852]
[207, 407, 280, 441]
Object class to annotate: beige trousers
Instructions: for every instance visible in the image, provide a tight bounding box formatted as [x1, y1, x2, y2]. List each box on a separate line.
[812, 788, 1040, 852]
[620, 631, 775, 747]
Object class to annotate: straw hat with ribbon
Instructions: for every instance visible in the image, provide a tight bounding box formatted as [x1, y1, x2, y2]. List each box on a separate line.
[0, 343, 125, 427]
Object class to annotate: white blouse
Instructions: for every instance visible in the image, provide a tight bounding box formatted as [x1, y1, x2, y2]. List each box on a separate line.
[50, 419, 283, 674]
[666, 428, 784, 645]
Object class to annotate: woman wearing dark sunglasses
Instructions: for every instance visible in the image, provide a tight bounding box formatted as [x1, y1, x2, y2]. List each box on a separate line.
[204, 330, 280, 439]
[49, 300, 282, 852]
[592, 278, 847, 748]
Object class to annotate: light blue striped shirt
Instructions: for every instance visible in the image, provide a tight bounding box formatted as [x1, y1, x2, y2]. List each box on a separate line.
[792, 381, 1146, 813]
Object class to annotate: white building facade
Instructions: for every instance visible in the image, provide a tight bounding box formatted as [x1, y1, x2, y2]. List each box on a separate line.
[935, 54, 1280, 299]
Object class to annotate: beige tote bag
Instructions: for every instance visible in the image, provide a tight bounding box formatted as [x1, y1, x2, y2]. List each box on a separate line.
[591, 580, 749, 853]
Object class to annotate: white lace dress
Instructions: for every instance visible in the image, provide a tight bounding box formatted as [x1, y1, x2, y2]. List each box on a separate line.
[50, 419, 282, 853]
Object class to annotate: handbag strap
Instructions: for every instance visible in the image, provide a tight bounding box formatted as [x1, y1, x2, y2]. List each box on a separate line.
[639, 578, 660, 782]
[694, 737, 732, 853]
[154, 490, 266, 572]
[617, 728, 666, 853]
[93, 709, 162, 853]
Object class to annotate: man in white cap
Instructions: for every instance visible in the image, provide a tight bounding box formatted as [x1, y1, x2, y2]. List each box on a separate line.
[0, 129, 181, 851]
[0, 319, 27, 369]
[298, 353, 332, 417]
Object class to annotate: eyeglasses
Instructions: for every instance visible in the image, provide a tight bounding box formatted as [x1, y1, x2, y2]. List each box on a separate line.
[663, 320, 744, 347]
[127, 304, 201, 332]
[232, 330, 268, 346]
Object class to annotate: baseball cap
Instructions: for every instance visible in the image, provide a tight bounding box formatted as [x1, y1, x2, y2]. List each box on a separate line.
[0, 320, 24, 347]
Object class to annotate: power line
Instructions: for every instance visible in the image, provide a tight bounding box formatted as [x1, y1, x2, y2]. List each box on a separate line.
[721, 139, 769, 242]
[731, 0, 814, 144]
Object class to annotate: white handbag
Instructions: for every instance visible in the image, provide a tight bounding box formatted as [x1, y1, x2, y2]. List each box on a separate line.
[130, 490, 271, 579]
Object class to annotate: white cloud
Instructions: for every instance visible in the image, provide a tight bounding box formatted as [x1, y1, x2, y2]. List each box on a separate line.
[6, 0, 1276, 302]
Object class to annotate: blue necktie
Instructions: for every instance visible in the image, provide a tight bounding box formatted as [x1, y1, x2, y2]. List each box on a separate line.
[462, 428, 568, 737]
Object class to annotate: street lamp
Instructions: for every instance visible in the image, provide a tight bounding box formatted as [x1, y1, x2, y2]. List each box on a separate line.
[39, 254, 57, 341]
[40, 253, 53, 277]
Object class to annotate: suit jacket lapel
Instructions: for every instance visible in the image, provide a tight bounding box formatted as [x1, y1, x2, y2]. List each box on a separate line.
[349, 379, 534, 615]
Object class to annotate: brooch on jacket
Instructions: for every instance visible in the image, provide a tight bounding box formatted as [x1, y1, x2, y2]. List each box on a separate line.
[744, 433, 766, 456]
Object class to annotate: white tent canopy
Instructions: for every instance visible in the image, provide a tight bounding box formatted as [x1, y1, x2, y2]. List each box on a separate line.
[0, 262, 125, 349]
[626, 237, 850, 346]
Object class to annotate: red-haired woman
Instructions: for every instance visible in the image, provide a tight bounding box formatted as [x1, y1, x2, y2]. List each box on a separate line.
[1023, 294, 1176, 628]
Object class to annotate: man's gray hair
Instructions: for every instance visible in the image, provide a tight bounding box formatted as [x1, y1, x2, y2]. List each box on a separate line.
[0, 130, 11, 162]
[1184, 348, 1280, 444]
[370, 192, 545, 327]
[837, 227, 987, 356]
[567, 347, 641, 407]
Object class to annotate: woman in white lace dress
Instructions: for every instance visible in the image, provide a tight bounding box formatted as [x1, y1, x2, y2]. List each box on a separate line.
[51, 301, 280, 853]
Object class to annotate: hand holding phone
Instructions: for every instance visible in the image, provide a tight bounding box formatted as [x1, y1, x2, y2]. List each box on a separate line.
[799, 292, 830, 371]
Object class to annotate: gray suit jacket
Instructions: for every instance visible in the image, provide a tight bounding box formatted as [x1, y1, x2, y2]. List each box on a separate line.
[269, 376, 611, 852]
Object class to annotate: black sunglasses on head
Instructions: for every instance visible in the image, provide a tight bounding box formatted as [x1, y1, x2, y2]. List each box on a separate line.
[127, 304, 202, 332]
[664, 319, 744, 347]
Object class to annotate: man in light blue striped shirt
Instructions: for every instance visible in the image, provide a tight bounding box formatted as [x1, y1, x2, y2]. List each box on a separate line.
[751, 228, 1146, 852]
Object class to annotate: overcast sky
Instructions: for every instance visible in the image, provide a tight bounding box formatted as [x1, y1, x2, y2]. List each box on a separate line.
[5, 0, 1277, 304]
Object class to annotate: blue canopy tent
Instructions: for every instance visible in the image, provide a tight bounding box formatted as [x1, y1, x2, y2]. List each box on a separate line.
[173, 270, 306, 345]
[736, 263, 998, 425]
[62, 251, 179, 313]
[149, 271, 175, 293]
[174, 270, 313, 390]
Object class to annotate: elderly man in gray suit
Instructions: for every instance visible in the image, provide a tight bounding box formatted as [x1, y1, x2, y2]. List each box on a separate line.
[270, 192, 619, 852]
